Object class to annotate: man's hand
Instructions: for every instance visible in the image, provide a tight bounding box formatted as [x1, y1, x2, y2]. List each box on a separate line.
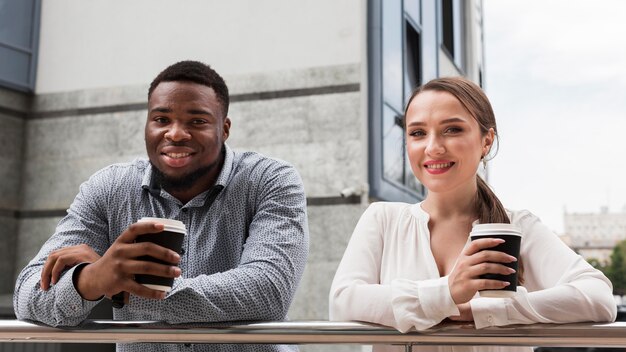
[41, 244, 101, 290]
[447, 238, 517, 304]
[75, 221, 182, 301]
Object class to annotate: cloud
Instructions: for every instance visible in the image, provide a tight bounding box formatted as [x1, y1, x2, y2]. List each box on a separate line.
[484, 0, 626, 87]
[484, 0, 626, 232]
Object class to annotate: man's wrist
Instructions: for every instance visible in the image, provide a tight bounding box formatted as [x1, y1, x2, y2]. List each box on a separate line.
[72, 262, 104, 301]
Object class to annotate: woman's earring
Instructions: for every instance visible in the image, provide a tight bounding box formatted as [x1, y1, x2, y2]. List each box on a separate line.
[481, 154, 487, 169]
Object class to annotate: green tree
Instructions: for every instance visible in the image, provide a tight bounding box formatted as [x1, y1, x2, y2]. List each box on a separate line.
[605, 239, 626, 295]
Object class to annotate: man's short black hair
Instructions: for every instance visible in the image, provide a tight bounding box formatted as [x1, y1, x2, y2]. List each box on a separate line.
[148, 60, 230, 116]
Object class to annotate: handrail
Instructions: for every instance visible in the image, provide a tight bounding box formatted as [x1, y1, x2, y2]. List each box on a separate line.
[1, 320, 626, 349]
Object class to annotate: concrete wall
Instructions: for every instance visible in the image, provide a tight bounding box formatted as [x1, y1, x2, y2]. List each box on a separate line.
[0, 87, 28, 294]
[35, 0, 363, 94]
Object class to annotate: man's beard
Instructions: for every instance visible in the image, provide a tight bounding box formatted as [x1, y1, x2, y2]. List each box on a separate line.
[150, 145, 225, 193]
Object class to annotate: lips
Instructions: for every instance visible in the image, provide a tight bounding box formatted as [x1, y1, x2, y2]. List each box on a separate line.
[160, 147, 195, 168]
[164, 152, 191, 159]
[424, 161, 455, 174]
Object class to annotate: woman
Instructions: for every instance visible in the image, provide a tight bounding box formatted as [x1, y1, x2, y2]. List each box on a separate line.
[329, 77, 616, 351]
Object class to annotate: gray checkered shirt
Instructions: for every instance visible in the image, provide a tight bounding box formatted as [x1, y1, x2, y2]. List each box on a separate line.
[14, 144, 309, 352]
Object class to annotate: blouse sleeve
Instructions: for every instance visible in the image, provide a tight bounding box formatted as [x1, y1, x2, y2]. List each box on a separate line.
[470, 210, 617, 328]
[329, 203, 459, 332]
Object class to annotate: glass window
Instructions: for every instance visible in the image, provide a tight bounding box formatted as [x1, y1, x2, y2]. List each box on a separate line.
[382, 0, 403, 111]
[404, 21, 422, 103]
[0, 0, 41, 92]
[440, 0, 465, 71]
[441, 0, 454, 58]
[368, 0, 441, 203]
[382, 104, 405, 186]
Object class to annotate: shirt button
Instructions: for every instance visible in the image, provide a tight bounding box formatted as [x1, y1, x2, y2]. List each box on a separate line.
[180, 248, 186, 255]
[182, 208, 188, 213]
[487, 316, 494, 324]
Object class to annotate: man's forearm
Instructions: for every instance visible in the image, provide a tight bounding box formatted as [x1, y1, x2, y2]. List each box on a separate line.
[130, 261, 300, 324]
[14, 264, 100, 327]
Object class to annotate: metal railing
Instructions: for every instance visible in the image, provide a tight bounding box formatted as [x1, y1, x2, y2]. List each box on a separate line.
[1, 320, 626, 350]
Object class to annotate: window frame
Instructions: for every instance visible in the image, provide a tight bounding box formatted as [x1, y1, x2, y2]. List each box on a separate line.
[367, 0, 440, 203]
[0, 0, 42, 93]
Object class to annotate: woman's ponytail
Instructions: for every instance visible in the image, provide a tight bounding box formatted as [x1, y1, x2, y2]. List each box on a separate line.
[476, 174, 524, 284]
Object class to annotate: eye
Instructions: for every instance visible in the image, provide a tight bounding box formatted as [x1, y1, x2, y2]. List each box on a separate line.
[154, 116, 169, 124]
[191, 118, 208, 125]
[408, 129, 426, 137]
[444, 126, 463, 134]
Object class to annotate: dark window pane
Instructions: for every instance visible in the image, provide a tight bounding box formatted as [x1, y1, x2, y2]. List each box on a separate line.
[0, 45, 30, 85]
[441, 0, 454, 58]
[382, 0, 403, 111]
[0, 0, 35, 48]
[404, 21, 421, 103]
[383, 104, 405, 185]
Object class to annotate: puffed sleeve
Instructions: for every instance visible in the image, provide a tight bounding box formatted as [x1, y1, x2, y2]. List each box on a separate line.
[470, 210, 617, 328]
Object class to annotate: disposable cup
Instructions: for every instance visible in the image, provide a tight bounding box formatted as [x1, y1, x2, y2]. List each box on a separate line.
[470, 223, 522, 298]
[134, 217, 186, 292]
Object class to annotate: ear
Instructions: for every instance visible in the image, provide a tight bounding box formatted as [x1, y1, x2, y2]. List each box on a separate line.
[482, 128, 495, 156]
[222, 116, 231, 141]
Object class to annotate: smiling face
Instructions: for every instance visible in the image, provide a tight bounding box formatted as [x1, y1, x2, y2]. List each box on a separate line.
[405, 90, 493, 195]
[145, 81, 230, 200]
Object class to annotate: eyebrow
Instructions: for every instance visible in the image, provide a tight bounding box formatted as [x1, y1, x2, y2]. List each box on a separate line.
[406, 117, 468, 127]
[150, 107, 213, 116]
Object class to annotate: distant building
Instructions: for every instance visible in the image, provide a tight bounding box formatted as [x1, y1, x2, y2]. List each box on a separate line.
[562, 206, 626, 264]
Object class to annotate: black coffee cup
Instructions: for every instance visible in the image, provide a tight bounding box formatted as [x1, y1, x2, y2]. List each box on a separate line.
[470, 223, 522, 298]
[134, 217, 186, 292]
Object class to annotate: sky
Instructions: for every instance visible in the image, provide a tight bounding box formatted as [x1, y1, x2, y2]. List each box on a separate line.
[483, 0, 626, 233]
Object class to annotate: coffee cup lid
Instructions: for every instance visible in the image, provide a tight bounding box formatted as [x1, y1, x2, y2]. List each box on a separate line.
[139, 217, 186, 233]
[470, 223, 521, 236]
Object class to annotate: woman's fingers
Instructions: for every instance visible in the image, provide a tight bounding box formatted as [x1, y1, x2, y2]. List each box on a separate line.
[468, 262, 516, 277]
[467, 249, 517, 266]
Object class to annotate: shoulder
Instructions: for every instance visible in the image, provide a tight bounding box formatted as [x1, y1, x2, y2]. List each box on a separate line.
[506, 208, 558, 239]
[90, 158, 148, 177]
[507, 208, 541, 227]
[362, 201, 413, 221]
[83, 158, 148, 188]
[232, 150, 302, 183]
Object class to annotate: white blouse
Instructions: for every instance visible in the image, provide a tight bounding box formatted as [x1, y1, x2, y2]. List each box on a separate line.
[329, 202, 616, 352]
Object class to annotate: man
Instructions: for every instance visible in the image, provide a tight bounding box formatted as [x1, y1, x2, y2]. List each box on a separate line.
[14, 61, 309, 352]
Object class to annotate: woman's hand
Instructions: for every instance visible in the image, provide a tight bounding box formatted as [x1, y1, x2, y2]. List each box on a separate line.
[448, 238, 517, 304]
[449, 302, 474, 321]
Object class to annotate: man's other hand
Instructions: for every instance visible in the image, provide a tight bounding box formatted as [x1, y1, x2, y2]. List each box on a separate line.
[41, 244, 101, 290]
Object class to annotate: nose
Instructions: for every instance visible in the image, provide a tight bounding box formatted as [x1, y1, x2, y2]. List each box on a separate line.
[164, 121, 191, 142]
[425, 134, 445, 156]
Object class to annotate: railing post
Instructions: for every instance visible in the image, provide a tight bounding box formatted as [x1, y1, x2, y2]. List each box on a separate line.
[404, 343, 413, 352]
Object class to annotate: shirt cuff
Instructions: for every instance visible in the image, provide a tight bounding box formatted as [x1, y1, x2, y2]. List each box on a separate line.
[55, 264, 102, 316]
[470, 296, 508, 328]
[391, 276, 459, 332]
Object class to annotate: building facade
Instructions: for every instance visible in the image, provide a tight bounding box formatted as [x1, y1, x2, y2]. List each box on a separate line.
[562, 207, 626, 264]
[0, 0, 485, 351]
